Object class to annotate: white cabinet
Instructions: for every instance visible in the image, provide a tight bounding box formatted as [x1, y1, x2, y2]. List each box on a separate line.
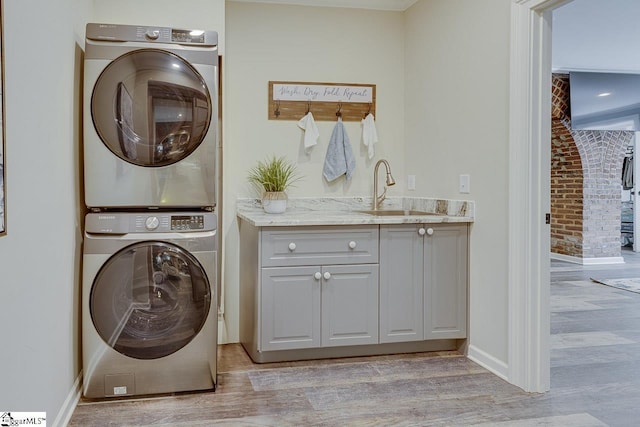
[380, 224, 468, 343]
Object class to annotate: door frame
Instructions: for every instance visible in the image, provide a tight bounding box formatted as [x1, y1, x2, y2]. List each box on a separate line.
[509, 0, 572, 392]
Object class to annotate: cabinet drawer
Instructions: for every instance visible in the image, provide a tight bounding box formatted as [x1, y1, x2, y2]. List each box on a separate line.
[261, 225, 379, 267]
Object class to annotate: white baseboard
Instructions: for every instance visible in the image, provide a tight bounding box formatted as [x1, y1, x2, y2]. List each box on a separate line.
[550, 252, 624, 265]
[218, 313, 229, 344]
[52, 371, 82, 427]
[467, 345, 509, 382]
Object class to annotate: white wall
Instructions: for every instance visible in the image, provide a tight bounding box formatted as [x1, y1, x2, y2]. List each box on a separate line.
[404, 0, 511, 368]
[0, 0, 92, 423]
[224, 2, 406, 341]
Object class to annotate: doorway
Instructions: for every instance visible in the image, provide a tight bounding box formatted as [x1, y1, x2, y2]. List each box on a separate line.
[510, 0, 640, 393]
[552, 1, 640, 261]
[508, 0, 573, 393]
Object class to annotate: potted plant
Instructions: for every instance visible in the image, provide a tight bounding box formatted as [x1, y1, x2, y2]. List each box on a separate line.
[248, 155, 300, 214]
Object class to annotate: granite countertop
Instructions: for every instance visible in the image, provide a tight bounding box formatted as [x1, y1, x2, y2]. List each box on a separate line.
[236, 197, 475, 227]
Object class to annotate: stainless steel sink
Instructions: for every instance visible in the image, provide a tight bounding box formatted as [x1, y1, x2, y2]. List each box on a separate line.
[356, 209, 441, 216]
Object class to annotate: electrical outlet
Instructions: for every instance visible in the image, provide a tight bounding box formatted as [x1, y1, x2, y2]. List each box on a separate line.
[459, 174, 470, 193]
[407, 175, 416, 191]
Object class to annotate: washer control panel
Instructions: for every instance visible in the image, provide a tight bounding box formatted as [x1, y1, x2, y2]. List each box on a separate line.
[170, 215, 205, 231]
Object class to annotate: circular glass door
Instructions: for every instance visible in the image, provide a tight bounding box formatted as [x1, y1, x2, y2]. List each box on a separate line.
[92, 48, 212, 167]
[91, 241, 211, 360]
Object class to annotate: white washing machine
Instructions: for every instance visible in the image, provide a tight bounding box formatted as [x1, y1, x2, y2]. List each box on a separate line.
[82, 211, 217, 398]
[84, 23, 218, 209]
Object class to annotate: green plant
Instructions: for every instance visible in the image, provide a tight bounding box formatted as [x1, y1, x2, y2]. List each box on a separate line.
[248, 155, 301, 198]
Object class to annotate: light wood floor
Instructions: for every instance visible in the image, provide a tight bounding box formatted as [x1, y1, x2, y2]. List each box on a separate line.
[68, 249, 640, 426]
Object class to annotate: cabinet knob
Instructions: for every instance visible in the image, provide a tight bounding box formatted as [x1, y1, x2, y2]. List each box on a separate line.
[348, 240, 357, 249]
[418, 228, 426, 236]
[288, 242, 296, 251]
[426, 228, 434, 236]
[323, 271, 331, 280]
[314, 272, 322, 280]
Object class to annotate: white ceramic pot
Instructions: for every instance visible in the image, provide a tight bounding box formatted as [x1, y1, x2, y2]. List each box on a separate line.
[262, 192, 288, 214]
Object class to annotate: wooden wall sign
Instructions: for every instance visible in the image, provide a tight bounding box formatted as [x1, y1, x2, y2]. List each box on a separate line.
[268, 81, 376, 122]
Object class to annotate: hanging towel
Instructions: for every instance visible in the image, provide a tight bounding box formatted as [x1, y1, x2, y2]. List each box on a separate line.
[323, 118, 356, 181]
[361, 113, 378, 160]
[622, 156, 634, 190]
[297, 111, 320, 150]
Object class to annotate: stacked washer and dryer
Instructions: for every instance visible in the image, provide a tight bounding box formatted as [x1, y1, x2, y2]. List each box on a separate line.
[81, 23, 219, 398]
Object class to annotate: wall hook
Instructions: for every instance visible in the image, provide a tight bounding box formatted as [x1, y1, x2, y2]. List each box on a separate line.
[274, 99, 280, 118]
[364, 102, 372, 119]
[336, 102, 342, 118]
[306, 100, 311, 115]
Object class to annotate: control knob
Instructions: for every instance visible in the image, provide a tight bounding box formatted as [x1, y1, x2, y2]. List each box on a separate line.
[145, 29, 160, 40]
[145, 216, 159, 231]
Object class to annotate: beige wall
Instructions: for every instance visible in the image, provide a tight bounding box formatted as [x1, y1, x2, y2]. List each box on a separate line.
[0, 0, 92, 421]
[223, 2, 406, 341]
[0, 3, 517, 421]
[404, 0, 511, 365]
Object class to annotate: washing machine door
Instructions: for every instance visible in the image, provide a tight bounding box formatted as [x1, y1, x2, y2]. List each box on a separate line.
[91, 48, 212, 167]
[90, 241, 211, 359]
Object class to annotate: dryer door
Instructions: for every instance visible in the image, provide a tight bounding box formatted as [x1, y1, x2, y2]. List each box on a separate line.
[90, 241, 211, 359]
[91, 48, 212, 167]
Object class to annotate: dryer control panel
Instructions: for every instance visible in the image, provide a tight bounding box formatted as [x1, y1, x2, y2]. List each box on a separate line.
[86, 23, 218, 47]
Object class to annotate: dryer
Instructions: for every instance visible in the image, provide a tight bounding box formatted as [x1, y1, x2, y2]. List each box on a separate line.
[82, 211, 217, 398]
[84, 23, 218, 209]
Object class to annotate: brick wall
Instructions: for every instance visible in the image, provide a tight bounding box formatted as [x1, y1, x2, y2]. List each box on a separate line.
[551, 74, 632, 260]
[550, 115, 583, 256]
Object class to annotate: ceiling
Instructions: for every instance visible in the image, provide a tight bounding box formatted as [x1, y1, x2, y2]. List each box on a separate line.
[552, 0, 640, 73]
[227, 0, 419, 11]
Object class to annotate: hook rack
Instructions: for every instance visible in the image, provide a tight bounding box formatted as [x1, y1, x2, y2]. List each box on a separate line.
[268, 81, 376, 122]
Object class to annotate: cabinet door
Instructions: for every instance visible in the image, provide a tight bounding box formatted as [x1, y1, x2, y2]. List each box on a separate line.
[379, 225, 424, 343]
[321, 264, 379, 347]
[424, 224, 468, 339]
[260, 266, 321, 351]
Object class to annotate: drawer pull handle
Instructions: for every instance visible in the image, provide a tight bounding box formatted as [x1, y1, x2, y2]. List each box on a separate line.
[314, 272, 322, 280]
[323, 271, 331, 280]
[426, 228, 434, 236]
[288, 242, 297, 251]
[418, 228, 426, 236]
[348, 241, 357, 249]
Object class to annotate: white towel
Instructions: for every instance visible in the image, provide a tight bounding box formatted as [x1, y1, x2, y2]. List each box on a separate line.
[361, 113, 378, 159]
[323, 118, 356, 182]
[297, 112, 320, 150]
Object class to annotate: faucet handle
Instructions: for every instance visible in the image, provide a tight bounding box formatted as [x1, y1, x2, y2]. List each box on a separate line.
[376, 186, 388, 208]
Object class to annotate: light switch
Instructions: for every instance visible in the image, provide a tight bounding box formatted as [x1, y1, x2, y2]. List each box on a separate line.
[459, 174, 470, 193]
[408, 175, 416, 191]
